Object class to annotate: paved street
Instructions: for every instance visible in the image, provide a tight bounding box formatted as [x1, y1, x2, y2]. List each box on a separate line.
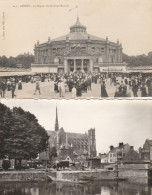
[1, 79, 143, 99]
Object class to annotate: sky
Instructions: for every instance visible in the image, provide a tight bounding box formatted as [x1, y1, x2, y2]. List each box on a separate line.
[1, 99, 152, 154]
[0, 0, 152, 57]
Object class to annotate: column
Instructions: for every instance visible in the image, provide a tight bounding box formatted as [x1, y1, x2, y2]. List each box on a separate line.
[74, 59, 76, 72]
[81, 59, 84, 71]
[90, 59, 93, 73]
[150, 146, 152, 161]
[64, 59, 68, 73]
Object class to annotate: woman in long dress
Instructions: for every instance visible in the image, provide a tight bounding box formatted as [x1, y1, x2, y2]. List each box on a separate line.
[18, 80, 22, 90]
[101, 81, 108, 97]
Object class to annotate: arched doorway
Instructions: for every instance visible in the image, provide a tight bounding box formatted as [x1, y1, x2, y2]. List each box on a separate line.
[83, 59, 89, 72]
[68, 59, 74, 72]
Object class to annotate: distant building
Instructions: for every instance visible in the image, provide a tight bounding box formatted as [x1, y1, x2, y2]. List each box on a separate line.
[139, 139, 152, 163]
[46, 106, 96, 162]
[107, 143, 131, 164]
[123, 146, 140, 163]
[32, 17, 126, 74]
[87, 158, 101, 169]
[99, 153, 108, 164]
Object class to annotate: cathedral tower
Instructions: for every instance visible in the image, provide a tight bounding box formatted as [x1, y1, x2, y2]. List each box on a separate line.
[55, 106, 59, 131]
[88, 128, 96, 157]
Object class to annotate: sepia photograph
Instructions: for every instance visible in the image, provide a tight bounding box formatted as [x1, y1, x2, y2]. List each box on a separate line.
[0, 0, 152, 98]
[0, 99, 152, 194]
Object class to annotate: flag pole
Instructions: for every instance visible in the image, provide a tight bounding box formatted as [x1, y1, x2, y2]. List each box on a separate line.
[77, 5, 78, 20]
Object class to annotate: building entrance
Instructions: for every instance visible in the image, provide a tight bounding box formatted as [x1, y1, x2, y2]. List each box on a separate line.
[68, 59, 74, 72]
[76, 59, 81, 71]
[67, 59, 90, 72]
[83, 59, 89, 72]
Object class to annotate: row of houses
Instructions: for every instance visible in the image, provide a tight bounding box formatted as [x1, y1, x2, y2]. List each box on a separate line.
[99, 139, 152, 164]
[38, 139, 152, 170]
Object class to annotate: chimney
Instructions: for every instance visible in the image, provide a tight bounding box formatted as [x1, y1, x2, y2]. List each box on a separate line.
[117, 39, 119, 45]
[119, 142, 124, 148]
[130, 146, 134, 150]
[110, 145, 114, 151]
[48, 37, 51, 43]
[106, 36, 109, 43]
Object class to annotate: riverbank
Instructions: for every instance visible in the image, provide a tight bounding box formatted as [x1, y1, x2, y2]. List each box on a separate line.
[0, 169, 118, 183]
[0, 170, 47, 182]
[0, 164, 151, 184]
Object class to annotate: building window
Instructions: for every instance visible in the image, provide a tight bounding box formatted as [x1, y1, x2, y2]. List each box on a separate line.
[101, 48, 104, 52]
[81, 47, 86, 51]
[57, 48, 61, 53]
[52, 48, 57, 54]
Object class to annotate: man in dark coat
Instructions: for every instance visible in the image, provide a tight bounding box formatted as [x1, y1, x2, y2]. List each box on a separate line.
[11, 79, 16, 98]
[1, 80, 7, 98]
[140, 83, 147, 97]
[132, 81, 138, 97]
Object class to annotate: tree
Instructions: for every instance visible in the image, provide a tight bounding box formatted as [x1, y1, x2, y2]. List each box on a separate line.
[49, 146, 57, 163]
[0, 103, 14, 159]
[0, 103, 49, 169]
[0, 53, 34, 68]
[0, 56, 10, 67]
[122, 52, 152, 67]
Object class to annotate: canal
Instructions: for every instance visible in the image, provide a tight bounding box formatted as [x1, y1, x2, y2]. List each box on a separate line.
[0, 181, 152, 195]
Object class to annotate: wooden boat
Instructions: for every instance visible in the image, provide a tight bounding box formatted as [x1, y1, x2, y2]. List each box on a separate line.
[47, 175, 88, 184]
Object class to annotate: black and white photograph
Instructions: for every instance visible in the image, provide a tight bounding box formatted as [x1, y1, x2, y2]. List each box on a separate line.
[0, 99, 152, 194]
[0, 0, 152, 98]
[0, 0, 152, 194]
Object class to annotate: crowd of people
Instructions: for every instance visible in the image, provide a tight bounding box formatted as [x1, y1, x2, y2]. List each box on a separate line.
[100, 74, 152, 97]
[0, 72, 152, 98]
[0, 77, 22, 98]
[53, 72, 93, 97]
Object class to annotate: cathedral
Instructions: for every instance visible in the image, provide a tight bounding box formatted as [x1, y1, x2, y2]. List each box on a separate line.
[32, 17, 126, 74]
[47, 106, 96, 162]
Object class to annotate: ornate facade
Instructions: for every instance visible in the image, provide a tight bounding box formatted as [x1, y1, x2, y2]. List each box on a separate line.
[47, 106, 96, 160]
[32, 17, 126, 73]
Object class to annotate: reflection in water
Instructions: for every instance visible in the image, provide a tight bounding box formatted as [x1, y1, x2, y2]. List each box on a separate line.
[0, 181, 151, 195]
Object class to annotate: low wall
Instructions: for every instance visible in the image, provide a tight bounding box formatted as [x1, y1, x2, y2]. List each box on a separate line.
[0, 171, 47, 182]
[50, 169, 117, 181]
[1, 164, 151, 184]
[118, 164, 151, 184]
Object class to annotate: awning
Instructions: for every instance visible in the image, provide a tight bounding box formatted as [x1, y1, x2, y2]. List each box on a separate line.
[100, 67, 125, 72]
[31, 67, 58, 73]
[0, 71, 35, 77]
[127, 70, 152, 73]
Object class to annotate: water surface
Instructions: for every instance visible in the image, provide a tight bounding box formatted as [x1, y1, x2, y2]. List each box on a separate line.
[0, 181, 152, 195]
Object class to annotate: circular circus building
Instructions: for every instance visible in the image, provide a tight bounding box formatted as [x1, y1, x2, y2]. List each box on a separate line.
[32, 17, 126, 74]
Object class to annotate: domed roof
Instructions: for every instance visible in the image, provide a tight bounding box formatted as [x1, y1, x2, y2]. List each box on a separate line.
[51, 18, 105, 42]
[70, 17, 87, 33]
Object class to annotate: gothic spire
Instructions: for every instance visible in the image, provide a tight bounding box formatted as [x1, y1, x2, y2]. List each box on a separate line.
[55, 105, 59, 131]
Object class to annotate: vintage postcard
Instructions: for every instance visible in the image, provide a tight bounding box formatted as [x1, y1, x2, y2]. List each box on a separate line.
[0, 99, 152, 193]
[0, 0, 152, 99]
